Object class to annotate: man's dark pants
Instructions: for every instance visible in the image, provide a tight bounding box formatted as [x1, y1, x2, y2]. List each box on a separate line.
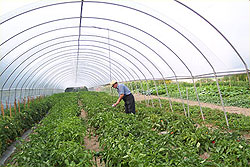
[123, 94, 135, 114]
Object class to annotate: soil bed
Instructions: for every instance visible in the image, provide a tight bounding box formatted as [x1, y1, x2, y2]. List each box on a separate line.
[79, 100, 104, 167]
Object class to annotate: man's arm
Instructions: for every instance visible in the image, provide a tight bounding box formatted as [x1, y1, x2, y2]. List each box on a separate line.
[113, 94, 124, 106]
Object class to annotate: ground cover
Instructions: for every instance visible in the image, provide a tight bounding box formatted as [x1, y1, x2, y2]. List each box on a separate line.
[5, 93, 94, 167]
[3, 91, 249, 166]
[80, 91, 250, 166]
[0, 96, 53, 156]
[138, 81, 250, 108]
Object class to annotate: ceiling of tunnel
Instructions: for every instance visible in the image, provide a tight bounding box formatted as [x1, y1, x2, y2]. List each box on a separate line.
[0, 0, 249, 89]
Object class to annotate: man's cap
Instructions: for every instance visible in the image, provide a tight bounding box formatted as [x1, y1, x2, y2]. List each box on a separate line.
[110, 80, 117, 87]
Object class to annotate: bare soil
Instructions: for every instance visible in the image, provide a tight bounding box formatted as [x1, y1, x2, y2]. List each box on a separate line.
[134, 94, 250, 116]
[199, 152, 210, 160]
[79, 101, 104, 167]
[243, 133, 250, 142]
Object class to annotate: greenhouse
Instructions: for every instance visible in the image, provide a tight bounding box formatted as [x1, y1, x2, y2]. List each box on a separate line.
[0, 0, 249, 166]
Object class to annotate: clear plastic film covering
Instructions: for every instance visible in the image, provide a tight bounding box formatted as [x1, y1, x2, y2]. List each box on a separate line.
[0, 0, 249, 92]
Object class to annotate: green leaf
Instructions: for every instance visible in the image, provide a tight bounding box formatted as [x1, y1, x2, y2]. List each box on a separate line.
[65, 159, 70, 165]
[123, 155, 129, 159]
[159, 148, 165, 152]
[196, 142, 200, 148]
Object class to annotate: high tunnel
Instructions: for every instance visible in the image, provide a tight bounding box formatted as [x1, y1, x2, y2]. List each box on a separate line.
[0, 0, 249, 109]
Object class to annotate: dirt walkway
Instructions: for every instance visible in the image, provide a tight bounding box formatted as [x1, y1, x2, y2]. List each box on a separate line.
[78, 101, 103, 167]
[134, 94, 250, 116]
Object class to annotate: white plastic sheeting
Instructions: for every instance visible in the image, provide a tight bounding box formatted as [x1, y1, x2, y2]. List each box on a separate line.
[0, 0, 249, 89]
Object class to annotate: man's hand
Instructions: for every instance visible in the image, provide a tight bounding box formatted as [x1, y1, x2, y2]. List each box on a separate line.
[112, 94, 124, 107]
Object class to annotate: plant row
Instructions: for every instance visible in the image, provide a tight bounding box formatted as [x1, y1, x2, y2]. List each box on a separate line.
[6, 93, 94, 167]
[143, 98, 250, 133]
[0, 96, 53, 156]
[80, 92, 250, 166]
[139, 83, 250, 108]
[132, 74, 249, 91]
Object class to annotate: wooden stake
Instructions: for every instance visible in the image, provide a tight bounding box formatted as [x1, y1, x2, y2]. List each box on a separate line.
[6, 100, 8, 110]
[18, 100, 20, 113]
[14, 99, 17, 115]
[1, 102, 4, 118]
[9, 103, 12, 118]
[27, 97, 30, 108]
